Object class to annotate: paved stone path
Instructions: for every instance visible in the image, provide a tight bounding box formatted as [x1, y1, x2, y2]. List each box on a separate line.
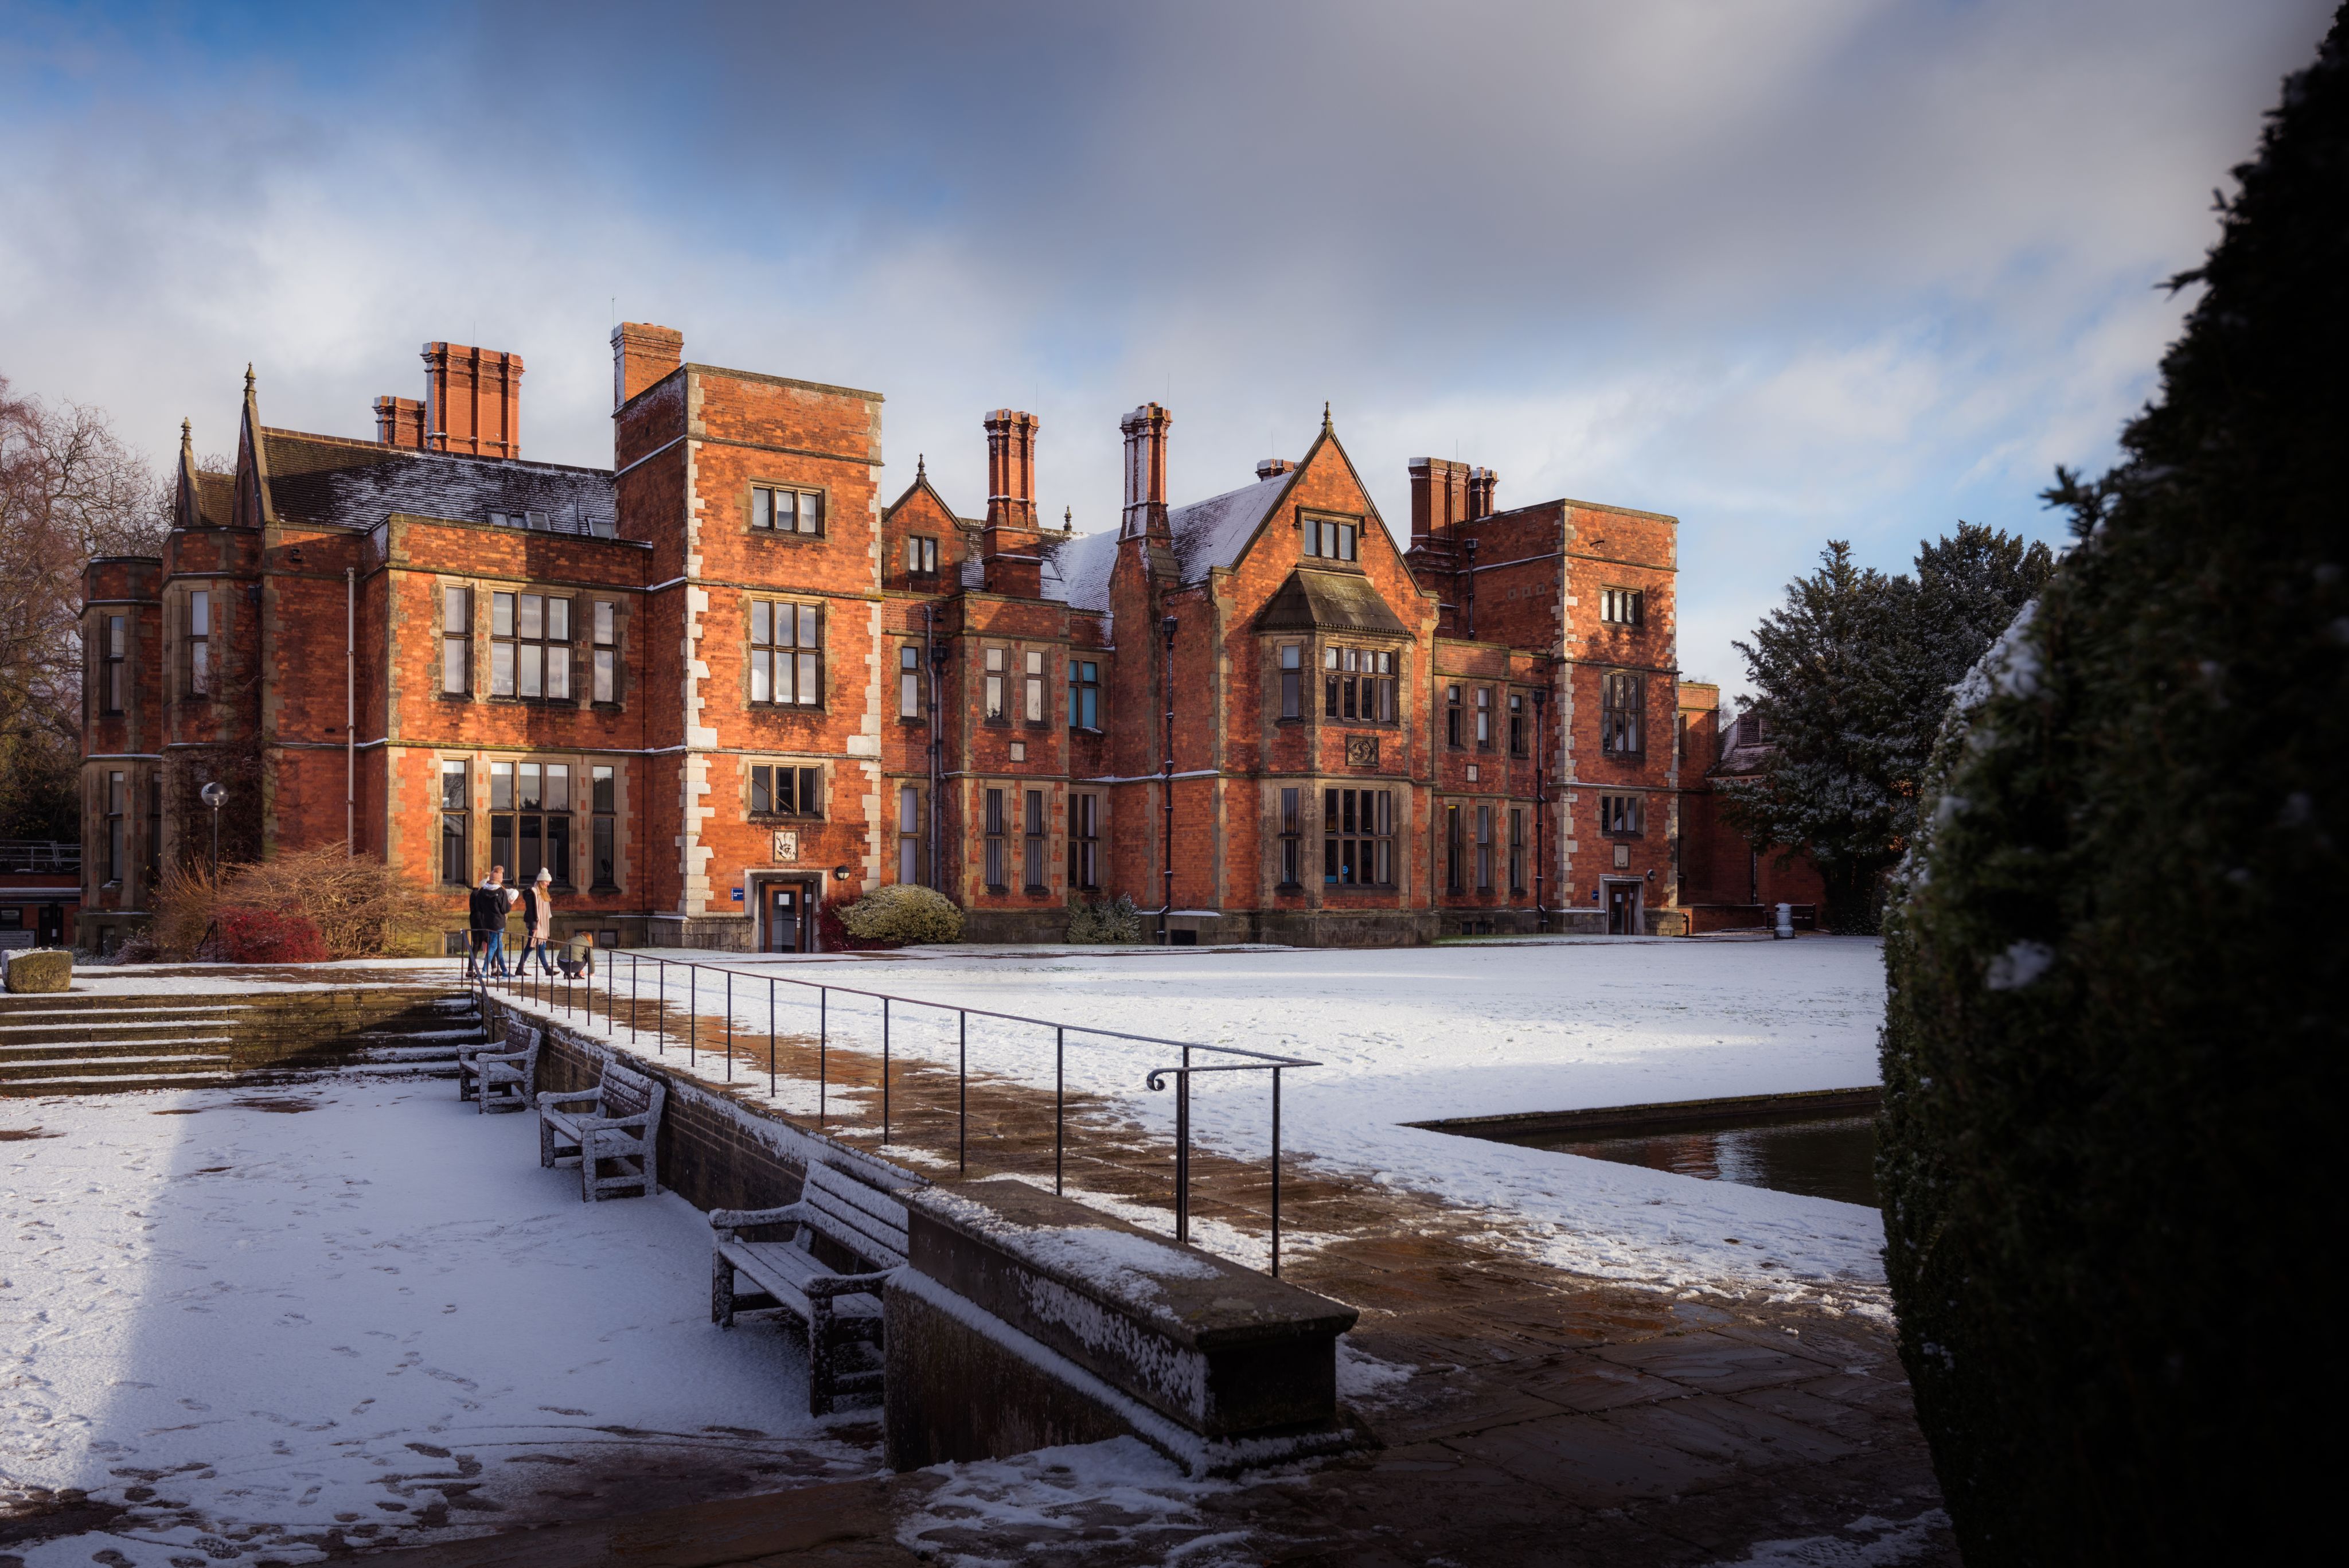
[365, 980, 1954, 1565]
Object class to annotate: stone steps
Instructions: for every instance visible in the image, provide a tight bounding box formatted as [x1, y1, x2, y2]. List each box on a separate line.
[0, 1018, 241, 1046]
[0, 988, 483, 1096]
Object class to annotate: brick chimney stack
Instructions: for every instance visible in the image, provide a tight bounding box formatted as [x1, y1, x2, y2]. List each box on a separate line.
[373, 396, 425, 449]
[981, 408, 1044, 597]
[610, 322, 684, 412]
[1468, 466, 1498, 520]
[419, 342, 524, 458]
[984, 409, 1040, 529]
[1256, 458, 1297, 482]
[1409, 457, 1472, 547]
[1120, 403, 1172, 542]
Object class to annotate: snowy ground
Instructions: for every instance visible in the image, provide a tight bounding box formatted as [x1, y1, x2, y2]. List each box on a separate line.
[0, 1081, 869, 1566]
[568, 936, 1893, 1312]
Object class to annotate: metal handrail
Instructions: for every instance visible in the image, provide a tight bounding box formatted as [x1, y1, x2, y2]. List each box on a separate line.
[481, 947, 1316, 1276]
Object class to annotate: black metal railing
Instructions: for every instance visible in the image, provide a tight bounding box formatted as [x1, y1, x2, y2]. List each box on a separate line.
[474, 946, 1316, 1275]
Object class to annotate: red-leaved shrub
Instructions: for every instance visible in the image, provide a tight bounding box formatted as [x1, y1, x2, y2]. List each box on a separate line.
[219, 907, 329, 964]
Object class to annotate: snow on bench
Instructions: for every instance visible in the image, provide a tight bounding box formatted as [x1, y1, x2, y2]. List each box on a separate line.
[710, 1161, 910, 1415]
[458, 1022, 540, 1113]
[536, 1059, 664, 1202]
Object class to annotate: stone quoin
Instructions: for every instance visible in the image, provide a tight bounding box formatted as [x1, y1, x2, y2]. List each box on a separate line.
[79, 326, 1700, 952]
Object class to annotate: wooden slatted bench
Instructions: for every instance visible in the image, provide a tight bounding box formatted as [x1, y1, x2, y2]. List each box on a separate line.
[536, 1059, 664, 1202]
[458, 1023, 541, 1114]
[711, 1161, 910, 1414]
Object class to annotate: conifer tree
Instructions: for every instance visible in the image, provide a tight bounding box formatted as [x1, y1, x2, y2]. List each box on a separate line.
[1879, 8, 2345, 1560]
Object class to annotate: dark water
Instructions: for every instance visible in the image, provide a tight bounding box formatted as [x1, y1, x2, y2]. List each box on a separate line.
[1501, 1115, 1879, 1207]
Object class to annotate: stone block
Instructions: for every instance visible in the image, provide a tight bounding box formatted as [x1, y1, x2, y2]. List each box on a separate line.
[2, 949, 72, 993]
[887, 1179, 1360, 1473]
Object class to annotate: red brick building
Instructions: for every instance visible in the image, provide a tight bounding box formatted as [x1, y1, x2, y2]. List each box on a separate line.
[79, 327, 1689, 952]
[1673, 684, 1829, 931]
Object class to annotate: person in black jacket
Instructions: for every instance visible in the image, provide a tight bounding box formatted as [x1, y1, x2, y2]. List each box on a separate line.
[467, 867, 511, 978]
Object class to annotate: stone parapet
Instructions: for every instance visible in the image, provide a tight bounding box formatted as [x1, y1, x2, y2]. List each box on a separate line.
[885, 1178, 1359, 1474]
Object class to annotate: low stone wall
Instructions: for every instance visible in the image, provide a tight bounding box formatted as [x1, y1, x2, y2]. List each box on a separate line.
[885, 1179, 1360, 1476]
[231, 988, 474, 1072]
[482, 994, 916, 1216]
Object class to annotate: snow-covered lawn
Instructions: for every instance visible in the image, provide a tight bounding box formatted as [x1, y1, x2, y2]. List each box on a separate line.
[0, 1080, 865, 1567]
[596, 935, 1892, 1312]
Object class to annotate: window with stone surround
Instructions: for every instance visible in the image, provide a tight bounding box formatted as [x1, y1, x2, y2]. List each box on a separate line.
[1324, 646, 1395, 723]
[1068, 658, 1101, 730]
[1510, 806, 1527, 894]
[592, 600, 618, 704]
[1023, 789, 1046, 891]
[1070, 792, 1101, 890]
[752, 484, 823, 536]
[491, 592, 572, 701]
[1445, 802, 1462, 892]
[984, 788, 1006, 891]
[1278, 645, 1302, 721]
[1601, 587, 1644, 627]
[1602, 672, 1644, 756]
[1323, 787, 1394, 888]
[1024, 651, 1046, 725]
[900, 645, 923, 719]
[751, 763, 822, 819]
[105, 771, 124, 883]
[1599, 794, 1644, 836]
[899, 785, 924, 886]
[908, 536, 938, 578]
[1476, 803, 1494, 891]
[490, 761, 572, 887]
[102, 615, 125, 713]
[1304, 514, 1359, 561]
[1476, 687, 1493, 750]
[1278, 787, 1302, 888]
[1509, 691, 1527, 756]
[1446, 684, 1462, 748]
[591, 766, 618, 890]
[984, 648, 1006, 722]
[750, 600, 822, 707]
[188, 590, 211, 695]
[442, 587, 472, 696]
[440, 761, 469, 885]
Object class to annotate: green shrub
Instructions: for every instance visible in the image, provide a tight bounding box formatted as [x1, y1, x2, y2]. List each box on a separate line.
[837, 884, 963, 946]
[1066, 893, 1144, 943]
[1879, 16, 2343, 1562]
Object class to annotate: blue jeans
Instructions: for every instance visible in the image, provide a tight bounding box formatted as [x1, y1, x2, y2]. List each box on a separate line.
[479, 931, 509, 976]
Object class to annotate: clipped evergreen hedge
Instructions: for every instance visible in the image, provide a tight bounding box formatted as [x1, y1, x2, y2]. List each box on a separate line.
[1879, 13, 2344, 1562]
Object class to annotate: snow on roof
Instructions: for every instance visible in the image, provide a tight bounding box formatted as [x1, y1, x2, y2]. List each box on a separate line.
[1041, 527, 1119, 613]
[1168, 471, 1294, 583]
[258, 431, 618, 535]
[1041, 470, 1296, 615]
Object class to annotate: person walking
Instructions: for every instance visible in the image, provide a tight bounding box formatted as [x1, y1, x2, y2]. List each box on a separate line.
[470, 867, 512, 978]
[520, 868, 558, 975]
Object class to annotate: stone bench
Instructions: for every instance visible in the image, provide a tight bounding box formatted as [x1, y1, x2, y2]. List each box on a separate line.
[885, 1179, 1360, 1475]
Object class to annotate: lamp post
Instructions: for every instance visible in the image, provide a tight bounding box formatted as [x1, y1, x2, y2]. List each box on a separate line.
[200, 781, 228, 882]
[1160, 613, 1178, 946]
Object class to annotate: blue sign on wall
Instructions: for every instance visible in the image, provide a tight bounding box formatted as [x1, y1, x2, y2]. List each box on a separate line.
[731, 887, 744, 903]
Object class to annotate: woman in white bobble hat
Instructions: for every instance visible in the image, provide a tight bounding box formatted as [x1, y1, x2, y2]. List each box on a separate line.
[520, 867, 557, 976]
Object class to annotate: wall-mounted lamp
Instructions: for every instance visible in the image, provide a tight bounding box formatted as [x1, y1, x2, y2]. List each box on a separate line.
[831, 864, 854, 880]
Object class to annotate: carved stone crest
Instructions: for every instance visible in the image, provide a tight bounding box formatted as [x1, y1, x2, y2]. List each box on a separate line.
[771, 829, 799, 864]
[1344, 735, 1379, 769]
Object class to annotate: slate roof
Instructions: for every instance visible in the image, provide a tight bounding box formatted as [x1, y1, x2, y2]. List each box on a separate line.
[1256, 568, 1411, 638]
[1041, 469, 1298, 615]
[255, 430, 616, 535]
[191, 472, 236, 529]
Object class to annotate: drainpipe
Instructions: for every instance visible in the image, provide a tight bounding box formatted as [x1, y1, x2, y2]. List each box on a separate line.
[1160, 613, 1178, 945]
[345, 566, 356, 855]
[925, 602, 943, 890]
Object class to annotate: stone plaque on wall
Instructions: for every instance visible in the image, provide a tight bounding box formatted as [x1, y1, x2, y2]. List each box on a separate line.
[1344, 735, 1379, 769]
[772, 830, 799, 864]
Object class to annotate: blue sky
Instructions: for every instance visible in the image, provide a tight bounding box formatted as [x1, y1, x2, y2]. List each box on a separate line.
[1, 1, 2330, 693]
